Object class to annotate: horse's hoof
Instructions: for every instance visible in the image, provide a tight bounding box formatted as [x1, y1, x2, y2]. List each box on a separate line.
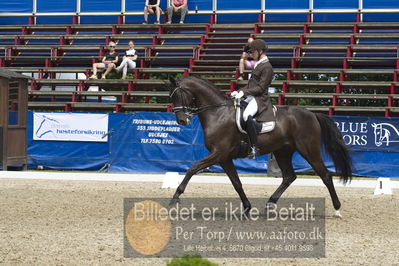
[265, 202, 277, 217]
[265, 202, 277, 211]
[169, 198, 180, 207]
[242, 206, 251, 217]
[334, 209, 342, 219]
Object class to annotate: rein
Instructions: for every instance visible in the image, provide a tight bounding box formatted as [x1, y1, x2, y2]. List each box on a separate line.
[173, 100, 231, 115]
[171, 85, 232, 115]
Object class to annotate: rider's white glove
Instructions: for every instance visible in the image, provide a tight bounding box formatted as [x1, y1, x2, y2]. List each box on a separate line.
[231, 90, 244, 99]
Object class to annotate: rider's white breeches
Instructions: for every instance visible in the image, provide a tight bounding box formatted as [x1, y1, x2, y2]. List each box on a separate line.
[243, 96, 258, 121]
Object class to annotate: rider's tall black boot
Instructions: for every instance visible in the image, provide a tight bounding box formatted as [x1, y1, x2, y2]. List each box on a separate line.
[245, 115, 259, 159]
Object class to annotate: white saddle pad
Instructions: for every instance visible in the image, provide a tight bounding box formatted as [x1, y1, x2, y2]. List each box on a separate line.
[236, 105, 277, 134]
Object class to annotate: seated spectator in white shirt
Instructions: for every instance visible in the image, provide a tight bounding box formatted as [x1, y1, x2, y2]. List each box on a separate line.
[116, 41, 138, 79]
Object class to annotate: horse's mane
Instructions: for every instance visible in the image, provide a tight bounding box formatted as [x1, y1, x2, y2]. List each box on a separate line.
[180, 75, 227, 98]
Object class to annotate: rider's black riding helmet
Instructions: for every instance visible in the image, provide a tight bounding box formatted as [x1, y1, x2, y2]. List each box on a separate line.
[249, 39, 268, 53]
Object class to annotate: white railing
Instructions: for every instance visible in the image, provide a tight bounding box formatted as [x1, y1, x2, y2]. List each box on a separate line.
[1, 8, 399, 24]
[1, 8, 399, 17]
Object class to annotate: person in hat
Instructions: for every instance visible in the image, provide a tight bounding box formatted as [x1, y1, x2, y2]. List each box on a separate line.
[231, 39, 274, 159]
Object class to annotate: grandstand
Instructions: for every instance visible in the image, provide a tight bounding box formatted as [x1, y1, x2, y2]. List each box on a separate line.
[1, 0, 399, 116]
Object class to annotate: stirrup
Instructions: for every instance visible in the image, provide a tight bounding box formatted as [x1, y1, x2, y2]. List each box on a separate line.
[247, 146, 259, 159]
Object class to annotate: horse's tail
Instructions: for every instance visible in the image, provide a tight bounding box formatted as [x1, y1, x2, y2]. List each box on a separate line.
[315, 113, 353, 184]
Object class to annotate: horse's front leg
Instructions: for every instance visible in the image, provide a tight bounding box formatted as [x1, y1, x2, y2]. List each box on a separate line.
[266, 149, 296, 208]
[220, 159, 251, 214]
[169, 151, 220, 206]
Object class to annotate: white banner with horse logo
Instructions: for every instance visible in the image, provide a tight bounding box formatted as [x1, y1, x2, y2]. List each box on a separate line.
[33, 112, 109, 142]
[371, 122, 399, 147]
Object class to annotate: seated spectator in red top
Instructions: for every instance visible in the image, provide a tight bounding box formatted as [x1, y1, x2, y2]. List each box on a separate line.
[166, 0, 188, 24]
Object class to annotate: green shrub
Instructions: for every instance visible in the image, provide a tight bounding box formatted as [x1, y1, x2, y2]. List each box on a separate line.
[167, 255, 218, 266]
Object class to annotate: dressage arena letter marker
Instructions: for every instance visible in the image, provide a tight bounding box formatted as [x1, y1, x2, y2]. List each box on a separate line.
[162, 172, 182, 189]
[374, 178, 393, 195]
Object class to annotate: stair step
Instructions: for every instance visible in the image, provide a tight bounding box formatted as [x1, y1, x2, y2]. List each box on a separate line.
[190, 71, 235, 75]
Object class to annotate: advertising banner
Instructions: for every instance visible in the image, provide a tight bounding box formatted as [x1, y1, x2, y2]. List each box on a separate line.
[108, 112, 206, 173]
[108, 112, 267, 173]
[33, 112, 109, 142]
[334, 117, 399, 152]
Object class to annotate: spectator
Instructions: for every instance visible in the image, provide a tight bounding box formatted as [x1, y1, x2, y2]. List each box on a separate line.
[166, 0, 188, 24]
[238, 37, 255, 80]
[90, 42, 119, 80]
[116, 41, 138, 80]
[143, 0, 162, 24]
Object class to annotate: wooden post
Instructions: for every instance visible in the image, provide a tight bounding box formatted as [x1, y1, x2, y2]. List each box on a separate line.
[117, 15, 124, 25]
[72, 15, 79, 25]
[0, 78, 8, 170]
[18, 79, 28, 126]
[278, 94, 284, 106]
[257, 13, 263, 23]
[210, 14, 216, 25]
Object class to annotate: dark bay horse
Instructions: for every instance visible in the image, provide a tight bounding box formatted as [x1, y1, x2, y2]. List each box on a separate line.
[168, 76, 352, 217]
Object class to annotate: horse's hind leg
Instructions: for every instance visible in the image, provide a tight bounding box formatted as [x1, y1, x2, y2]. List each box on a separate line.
[298, 144, 342, 217]
[267, 148, 296, 206]
[220, 159, 251, 212]
[311, 158, 342, 216]
[169, 151, 219, 206]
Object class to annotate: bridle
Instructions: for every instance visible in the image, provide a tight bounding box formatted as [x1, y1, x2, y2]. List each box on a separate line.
[170, 83, 231, 116]
[170, 85, 197, 116]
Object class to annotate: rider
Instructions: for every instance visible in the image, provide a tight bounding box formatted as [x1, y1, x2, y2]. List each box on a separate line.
[231, 39, 274, 159]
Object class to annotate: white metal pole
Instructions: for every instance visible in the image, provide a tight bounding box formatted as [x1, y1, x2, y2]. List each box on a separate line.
[76, 0, 81, 24]
[31, 0, 37, 24]
[120, 0, 125, 23]
[32, 0, 37, 13]
[213, 0, 217, 23]
[262, 0, 265, 22]
[358, 0, 363, 22]
[309, 0, 314, 22]
[121, 0, 125, 13]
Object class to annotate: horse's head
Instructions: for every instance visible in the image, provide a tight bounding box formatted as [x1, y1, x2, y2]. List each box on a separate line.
[169, 77, 196, 126]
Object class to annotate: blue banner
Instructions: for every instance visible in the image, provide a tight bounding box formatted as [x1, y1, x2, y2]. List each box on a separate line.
[107, 112, 268, 174]
[108, 112, 205, 173]
[2, 0, 399, 24]
[26, 112, 399, 178]
[334, 117, 399, 152]
[9, 111, 18, 125]
[314, 0, 358, 9]
[0, 0, 32, 12]
[363, 0, 399, 8]
[37, 0, 76, 12]
[81, 0, 121, 12]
